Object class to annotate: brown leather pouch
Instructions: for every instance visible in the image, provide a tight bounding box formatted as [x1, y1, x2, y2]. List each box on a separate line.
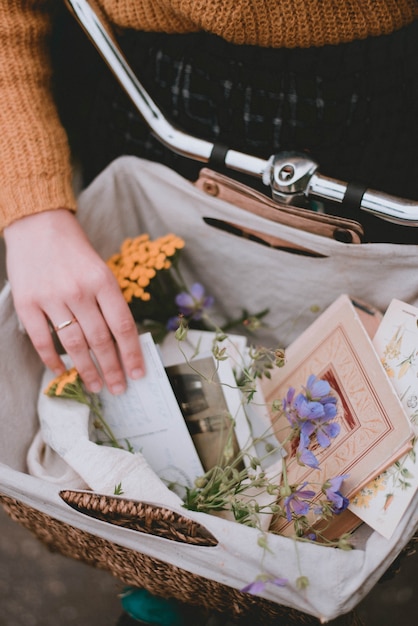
[195, 168, 364, 245]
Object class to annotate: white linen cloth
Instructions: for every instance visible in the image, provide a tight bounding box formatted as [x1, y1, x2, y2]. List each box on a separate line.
[27, 362, 183, 509]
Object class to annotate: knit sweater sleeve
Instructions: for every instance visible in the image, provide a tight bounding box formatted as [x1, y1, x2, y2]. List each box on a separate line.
[0, 1, 76, 231]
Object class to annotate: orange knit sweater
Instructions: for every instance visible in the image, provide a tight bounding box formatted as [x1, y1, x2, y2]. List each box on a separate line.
[1, 0, 417, 230]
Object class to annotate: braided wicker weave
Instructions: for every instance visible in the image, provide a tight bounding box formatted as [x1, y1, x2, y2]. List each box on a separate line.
[60, 489, 218, 546]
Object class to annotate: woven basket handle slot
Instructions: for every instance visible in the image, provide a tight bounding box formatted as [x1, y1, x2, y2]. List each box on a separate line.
[60, 490, 218, 546]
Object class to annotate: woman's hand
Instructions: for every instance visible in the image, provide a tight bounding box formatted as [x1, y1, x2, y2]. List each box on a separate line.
[4, 209, 144, 394]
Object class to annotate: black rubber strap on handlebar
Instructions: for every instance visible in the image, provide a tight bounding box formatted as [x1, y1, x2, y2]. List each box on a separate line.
[209, 143, 229, 168]
[341, 181, 368, 215]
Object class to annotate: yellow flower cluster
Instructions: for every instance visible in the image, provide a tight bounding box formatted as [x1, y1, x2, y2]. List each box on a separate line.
[44, 367, 79, 397]
[43, 367, 124, 449]
[107, 233, 185, 303]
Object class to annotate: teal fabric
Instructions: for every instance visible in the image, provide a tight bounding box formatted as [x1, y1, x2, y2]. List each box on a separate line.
[120, 588, 184, 625]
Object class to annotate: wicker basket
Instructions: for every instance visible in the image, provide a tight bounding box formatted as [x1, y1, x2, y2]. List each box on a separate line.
[2, 492, 416, 625]
[1, 156, 418, 624]
[0, 493, 366, 625]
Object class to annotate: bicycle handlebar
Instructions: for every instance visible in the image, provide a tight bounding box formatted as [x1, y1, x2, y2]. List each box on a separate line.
[66, 0, 418, 226]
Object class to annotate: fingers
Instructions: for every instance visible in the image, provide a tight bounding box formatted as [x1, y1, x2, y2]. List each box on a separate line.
[23, 309, 68, 377]
[82, 271, 145, 391]
[52, 302, 143, 396]
[49, 291, 144, 394]
[18, 274, 144, 396]
[96, 279, 145, 381]
[51, 311, 112, 394]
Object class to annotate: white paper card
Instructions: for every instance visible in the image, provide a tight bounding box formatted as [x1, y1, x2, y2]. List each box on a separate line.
[94, 332, 204, 495]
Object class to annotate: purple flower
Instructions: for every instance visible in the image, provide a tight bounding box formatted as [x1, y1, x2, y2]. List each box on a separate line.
[166, 316, 181, 331]
[300, 412, 340, 449]
[284, 391, 326, 428]
[241, 575, 288, 595]
[296, 415, 339, 469]
[283, 388, 299, 427]
[297, 443, 320, 469]
[305, 374, 337, 405]
[283, 483, 316, 522]
[316, 418, 340, 448]
[294, 395, 325, 421]
[324, 475, 350, 514]
[283, 386, 296, 413]
[283, 375, 340, 468]
[241, 580, 267, 595]
[296, 430, 319, 468]
[175, 283, 214, 320]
